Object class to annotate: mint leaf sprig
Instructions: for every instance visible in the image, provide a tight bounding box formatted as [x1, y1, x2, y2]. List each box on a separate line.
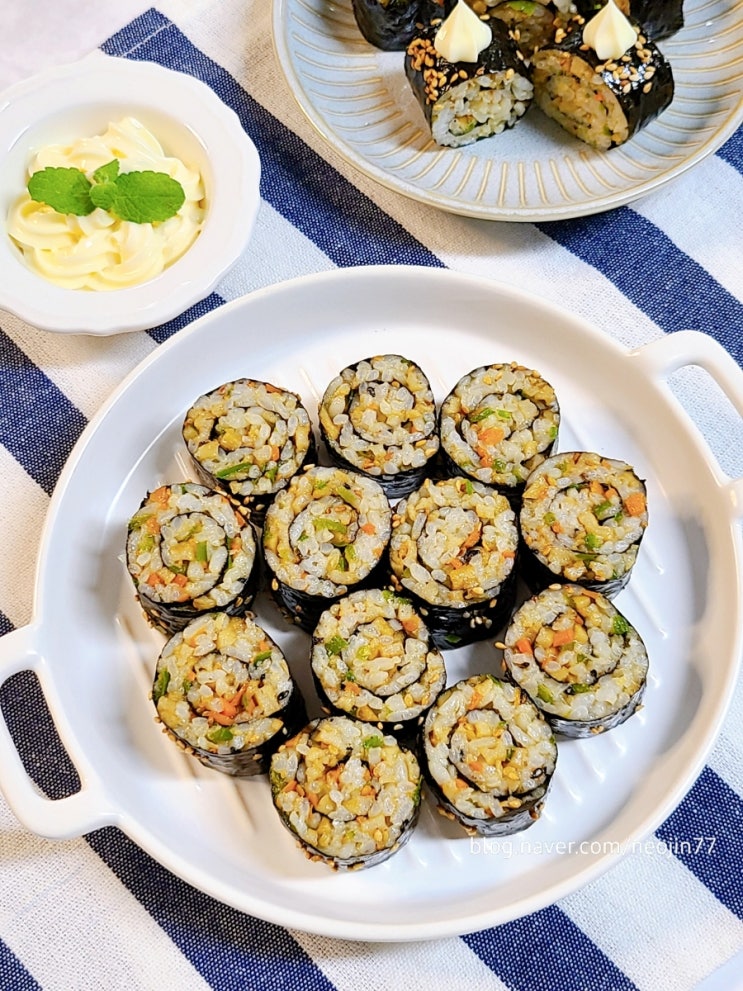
[27, 158, 186, 224]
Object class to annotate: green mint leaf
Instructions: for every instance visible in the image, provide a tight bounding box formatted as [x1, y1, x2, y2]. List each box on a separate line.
[90, 182, 118, 211]
[27, 167, 94, 216]
[109, 170, 186, 223]
[93, 159, 120, 183]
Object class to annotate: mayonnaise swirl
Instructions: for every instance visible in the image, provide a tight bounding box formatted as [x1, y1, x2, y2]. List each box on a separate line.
[583, 0, 638, 61]
[6, 117, 206, 291]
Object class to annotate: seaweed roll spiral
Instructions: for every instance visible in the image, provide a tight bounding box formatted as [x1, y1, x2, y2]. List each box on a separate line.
[153, 611, 306, 775]
[125, 482, 258, 634]
[423, 674, 557, 835]
[270, 715, 423, 869]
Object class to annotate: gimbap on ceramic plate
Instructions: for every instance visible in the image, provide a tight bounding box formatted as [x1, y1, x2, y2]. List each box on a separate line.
[519, 450, 648, 597]
[319, 354, 439, 499]
[125, 482, 258, 634]
[262, 466, 392, 632]
[502, 584, 648, 737]
[439, 362, 560, 503]
[405, 5, 533, 148]
[270, 715, 423, 869]
[182, 378, 316, 524]
[532, 0, 674, 150]
[388, 476, 518, 649]
[422, 674, 557, 835]
[311, 588, 447, 739]
[152, 611, 307, 775]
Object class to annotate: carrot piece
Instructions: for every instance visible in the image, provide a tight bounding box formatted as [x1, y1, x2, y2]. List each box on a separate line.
[270, 445, 280, 461]
[151, 486, 170, 507]
[478, 427, 504, 446]
[173, 573, 188, 587]
[623, 492, 646, 516]
[360, 522, 376, 535]
[401, 617, 420, 636]
[468, 760, 485, 773]
[502, 549, 516, 559]
[552, 626, 575, 647]
[455, 778, 469, 790]
[146, 572, 164, 587]
[211, 711, 235, 726]
[514, 637, 533, 655]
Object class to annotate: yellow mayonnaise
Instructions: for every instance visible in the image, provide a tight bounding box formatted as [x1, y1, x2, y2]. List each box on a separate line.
[7, 117, 206, 291]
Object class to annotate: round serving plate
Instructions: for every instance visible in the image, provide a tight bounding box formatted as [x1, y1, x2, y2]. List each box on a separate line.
[0, 266, 742, 940]
[272, 0, 743, 220]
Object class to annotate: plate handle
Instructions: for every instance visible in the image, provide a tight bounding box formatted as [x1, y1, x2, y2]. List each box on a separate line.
[631, 330, 743, 520]
[0, 625, 117, 839]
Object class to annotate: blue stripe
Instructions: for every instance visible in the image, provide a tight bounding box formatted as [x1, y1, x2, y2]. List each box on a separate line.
[717, 124, 743, 175]
[148, 291, 225, 344]
[0, 939, 42, 991]
[101, 11, 444, 271]
[656, 765, 743, 920]
[0, 330, 87, 495]
[86, 829, 336, 991]
[0, 668, 80, 800]
[537, 211, 743, 366]
[463, 906, 639, 991]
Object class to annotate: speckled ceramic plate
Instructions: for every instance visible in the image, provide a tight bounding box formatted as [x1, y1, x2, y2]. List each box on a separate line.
[272, 0, 743, 220]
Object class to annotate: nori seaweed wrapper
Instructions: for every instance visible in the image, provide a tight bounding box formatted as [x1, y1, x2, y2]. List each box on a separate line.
[571, 0, 683, 40]
[352, 0, 426, 50]
[533, 19, 674, 147]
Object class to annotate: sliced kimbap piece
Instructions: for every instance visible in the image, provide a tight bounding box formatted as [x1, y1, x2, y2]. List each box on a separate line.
[489, 1, 560, 58]
[262, 466, 392, 632]
[270, 715, 423, 869]
[182, 378, 316, 525]
[311, 588, 447, 742]
[352, 0, 426, 50]
[125, 482, 258, 635]
[388, 476, 518, 649]
[532, 0, 674, 150]
[502, 584, 648, 737]
[519, 450, 649, 598]
[423, 674, 557, 835]
[319, 354, 439, 500]
[439, 362, 560, 505]
[152, 612, 306, 775]
[405, 5, 533, 148]
[569, 0, 683, 41]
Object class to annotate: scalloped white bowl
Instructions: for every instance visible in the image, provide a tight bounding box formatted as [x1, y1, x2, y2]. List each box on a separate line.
[0, 53, 261, 335]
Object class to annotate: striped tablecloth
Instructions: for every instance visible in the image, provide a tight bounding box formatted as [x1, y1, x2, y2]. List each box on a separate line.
[1, 2, 742, 989]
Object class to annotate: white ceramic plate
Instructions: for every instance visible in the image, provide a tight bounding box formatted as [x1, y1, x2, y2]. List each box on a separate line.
[272, 0, 743, 220]
[0, 54, 261, 334]
[1, 267, 742, 940]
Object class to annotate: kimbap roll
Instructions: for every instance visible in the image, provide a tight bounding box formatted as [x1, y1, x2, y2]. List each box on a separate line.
[311, 588, 447, 741]
[489, 0, 560, 58]
[502, 584, 648, 737]
[532, 0, 674, 150]
[182, 378, 316, 525]
[152, 612, 306, 775]
[569, 0, 683, 41]
[270, 715, 423, 869]
[405, 6, 533, 148]
[519, 451, 648, 597]
[262, 466, 392, 632]
[388, 476, 518, 649]
[319, 353, 439, 500]
[439, 362, 560, 504]
[423, 674, 557, 835]
[352, 0, 425, 50]
[125, 482, 258, 635]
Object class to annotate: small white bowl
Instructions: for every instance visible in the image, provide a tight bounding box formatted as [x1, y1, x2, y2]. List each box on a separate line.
[0, 53, 261, 335]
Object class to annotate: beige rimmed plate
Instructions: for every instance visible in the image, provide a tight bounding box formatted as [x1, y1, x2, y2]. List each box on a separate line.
[272, 0, 743, 220]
